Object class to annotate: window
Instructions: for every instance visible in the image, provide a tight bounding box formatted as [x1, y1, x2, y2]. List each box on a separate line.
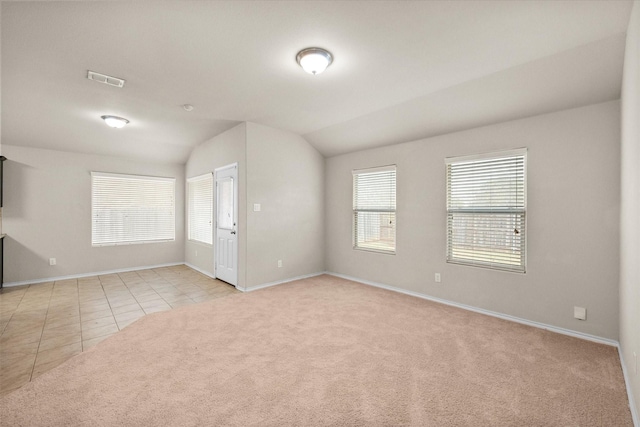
[188, 173, 213, 244]
[91, 172, 176, 246]
[217, 176, 234, 230]
[353, 165, 396, 253]
[446, 149, 526, 272]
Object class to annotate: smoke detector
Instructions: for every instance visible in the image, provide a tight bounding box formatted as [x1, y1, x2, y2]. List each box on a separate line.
[87, 70, 125, 88]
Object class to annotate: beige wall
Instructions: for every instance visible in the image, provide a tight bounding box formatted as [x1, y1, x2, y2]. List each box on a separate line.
[184, 123, 247, 288]
[620, 0, 640, 417]
[3, 145, 185, 284]
[245, 122, 324, 288]
[184, 122, 325, 290]
[326, 101, 621, 340]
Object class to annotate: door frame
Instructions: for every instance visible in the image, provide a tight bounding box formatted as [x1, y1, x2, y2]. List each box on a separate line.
[213, 162, 239, 286]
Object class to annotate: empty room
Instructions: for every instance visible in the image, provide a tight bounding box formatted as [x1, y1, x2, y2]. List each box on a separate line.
[0, 1, 639, 425]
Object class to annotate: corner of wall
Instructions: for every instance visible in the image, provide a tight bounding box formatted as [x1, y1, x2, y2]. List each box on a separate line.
[3, 145, 185, 283]
[244, 123, 325, 288]
[619, 0, 640, 423]
[183, 122, 248, 285]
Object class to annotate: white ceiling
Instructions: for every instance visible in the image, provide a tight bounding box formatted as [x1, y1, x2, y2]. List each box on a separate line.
[1, 1, 633, 163]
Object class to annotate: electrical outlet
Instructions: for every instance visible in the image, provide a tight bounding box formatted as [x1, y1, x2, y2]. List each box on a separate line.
[573, 306, 586, 320]
[634, 352, 637, 374]
[49, 258, 56, 266]
[435, 273, 441, 283]
[277, 260, 282, 268]
[195, 250, 198, 257]
[253, 203, 261, 212]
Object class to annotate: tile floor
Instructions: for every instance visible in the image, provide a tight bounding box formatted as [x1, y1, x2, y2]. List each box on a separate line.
[0, 264, 238, 396]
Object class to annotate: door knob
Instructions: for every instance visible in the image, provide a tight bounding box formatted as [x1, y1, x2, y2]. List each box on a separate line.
[230, 230, 236, 235]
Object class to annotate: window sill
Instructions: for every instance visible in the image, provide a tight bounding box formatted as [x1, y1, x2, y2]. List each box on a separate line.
[353, 247, 396, 256]
[446, 259, 525, 274]
[92, 239, 176, 247]
[187, 239, 213, 248]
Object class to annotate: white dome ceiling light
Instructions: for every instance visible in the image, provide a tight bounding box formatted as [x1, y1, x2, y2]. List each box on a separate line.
[296, 47, 333, 75]
[101, 115, 130, 129]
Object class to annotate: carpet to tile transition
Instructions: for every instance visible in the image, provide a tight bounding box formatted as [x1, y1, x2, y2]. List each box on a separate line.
[0, 275, 632, 426]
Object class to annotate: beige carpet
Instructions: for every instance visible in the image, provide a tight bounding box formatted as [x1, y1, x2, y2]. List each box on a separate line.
[0, 274, 632, 426]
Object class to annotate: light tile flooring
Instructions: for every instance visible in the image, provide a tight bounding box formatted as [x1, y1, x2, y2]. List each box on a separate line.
[0, 264, 238, 396]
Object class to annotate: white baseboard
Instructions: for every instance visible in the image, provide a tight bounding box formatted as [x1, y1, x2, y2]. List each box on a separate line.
[184, 263, 215, 280]
[2, 262, 184, 287]
[327, 272, 617, 346]
[618, 346, 640, 427]
[327, 272, 640, 426]
[5, 264, 636, 425]
[240, 271, 327, 293]
[182, 266, 325, 292]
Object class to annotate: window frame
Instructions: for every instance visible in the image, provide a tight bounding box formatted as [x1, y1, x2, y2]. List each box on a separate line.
[352, 164, 397, 255]
[445, 148, 527, 273]
[187, 173, 214, 246]
[91, 171, 176, 247]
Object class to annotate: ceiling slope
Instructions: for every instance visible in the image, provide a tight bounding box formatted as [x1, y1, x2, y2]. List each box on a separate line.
[306, 34, 627, 157]
[0, 1, 633, 162]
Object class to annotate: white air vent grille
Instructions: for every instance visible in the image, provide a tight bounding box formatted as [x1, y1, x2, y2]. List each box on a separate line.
[87, 71, 125, 88]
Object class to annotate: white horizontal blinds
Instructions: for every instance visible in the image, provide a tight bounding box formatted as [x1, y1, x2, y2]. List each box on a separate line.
[91, 172, 176, 246]
[446, 150, 526, 272]
[353, 165, 396, 253]
[188, 174, 213, 245]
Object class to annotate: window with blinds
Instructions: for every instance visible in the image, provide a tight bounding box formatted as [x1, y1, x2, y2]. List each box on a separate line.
[446, 149, 526, 272]
[188, 173, 213, 245]
[353, 165, 396, 253]
[91, 172, 176, 246]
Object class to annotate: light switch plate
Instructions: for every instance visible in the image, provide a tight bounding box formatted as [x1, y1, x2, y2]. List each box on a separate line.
[253, 203, 261, 212]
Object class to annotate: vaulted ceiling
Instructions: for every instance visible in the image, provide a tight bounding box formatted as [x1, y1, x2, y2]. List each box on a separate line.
[1, 1, 633, 162]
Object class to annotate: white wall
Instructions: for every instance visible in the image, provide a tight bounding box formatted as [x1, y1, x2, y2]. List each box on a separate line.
[245, 122, 324, 288]
[3, 145, 185, 284]
[184, 123, 247, 287]
[620, 0, 640, 417]
[326, 101, 621, 340]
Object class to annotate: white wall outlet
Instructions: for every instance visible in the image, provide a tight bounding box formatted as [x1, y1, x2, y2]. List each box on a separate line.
[634, 352, 637, 374]
[573, 306, 587, 320]
[277, 260, 282, 268]
[435, 273, 441, 283]
[253, 203, 261, 212]
[49, 258, 56, 266]
[195, 250, 198, 257]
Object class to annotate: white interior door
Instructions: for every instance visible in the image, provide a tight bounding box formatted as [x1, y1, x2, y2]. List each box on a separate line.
[215, 164, 238, 286]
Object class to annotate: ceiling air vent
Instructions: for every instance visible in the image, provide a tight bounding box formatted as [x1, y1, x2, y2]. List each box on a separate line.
[87, 70, 125, 88]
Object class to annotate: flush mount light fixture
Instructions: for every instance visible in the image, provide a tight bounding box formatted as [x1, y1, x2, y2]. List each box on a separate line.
[296, 47, 333, 75]
[101, 115, 129, 129]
